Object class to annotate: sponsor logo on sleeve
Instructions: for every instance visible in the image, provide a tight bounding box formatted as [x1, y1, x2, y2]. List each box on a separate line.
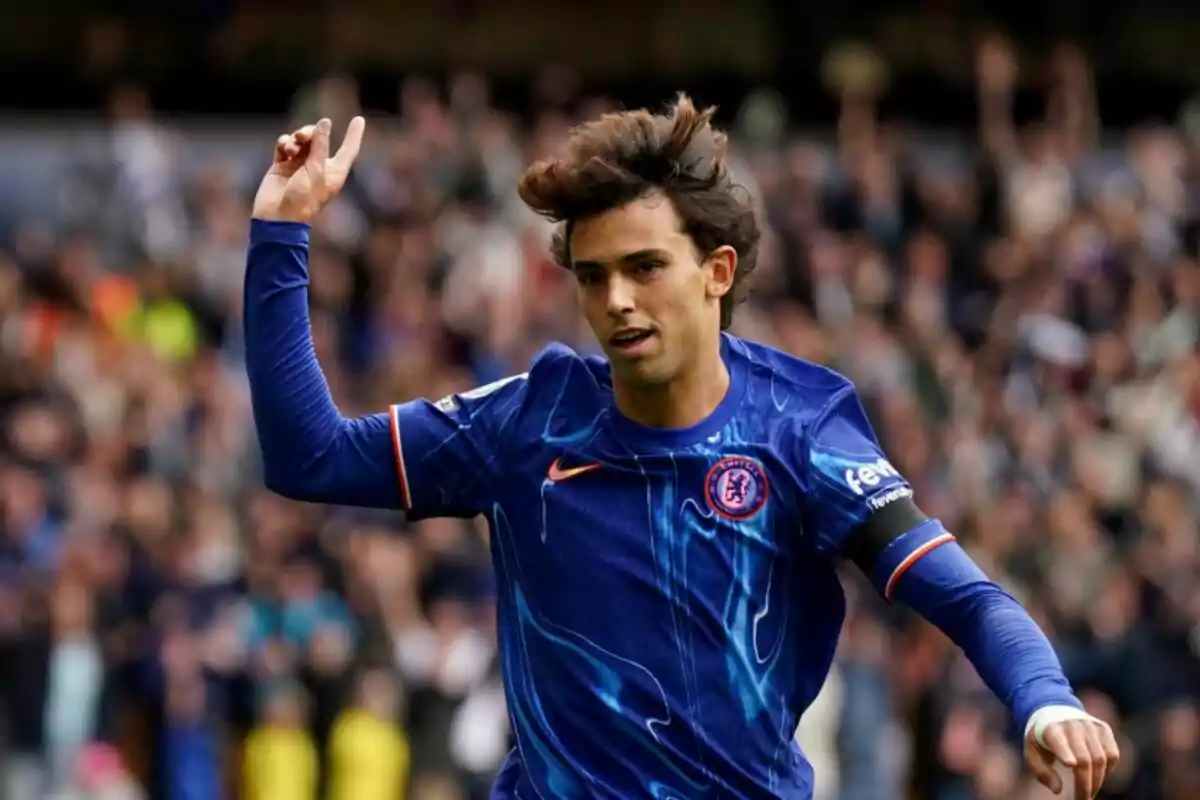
[842, 458, 912, 510]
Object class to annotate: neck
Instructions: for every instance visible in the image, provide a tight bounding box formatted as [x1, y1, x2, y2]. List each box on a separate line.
[614, 336, 730, 429]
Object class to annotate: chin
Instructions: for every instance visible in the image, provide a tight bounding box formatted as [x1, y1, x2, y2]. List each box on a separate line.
[611, 354, 675, 387]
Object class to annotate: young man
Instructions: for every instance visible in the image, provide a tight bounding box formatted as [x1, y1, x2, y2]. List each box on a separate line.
[245, 102, 1118, 799]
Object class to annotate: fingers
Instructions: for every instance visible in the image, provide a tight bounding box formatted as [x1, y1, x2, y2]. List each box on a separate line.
[274, 124, 317, 163]
[1026, 747, 1064, 795]
[1045, 722, 1097, 799]
[1088, 722, 1121, 796]
[1061, 724, 1097, 800]
[264, 117, 364, 218]
[307, 118, 332, 164]
[273, 118, 362, 175]
[1097, 722, 1121, 765]
[274, 134, 299, 163]
[330, 116, 366, 176]
[1080, 725, 1113, 798]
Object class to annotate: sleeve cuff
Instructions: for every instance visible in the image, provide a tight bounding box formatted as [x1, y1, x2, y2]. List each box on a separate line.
[250, 219, 311, 246]
[1025, 703, 1094, 747]
[388, 404, 413, 511]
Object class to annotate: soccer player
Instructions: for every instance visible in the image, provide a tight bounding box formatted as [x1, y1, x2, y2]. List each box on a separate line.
[245, 103, 1119, 799]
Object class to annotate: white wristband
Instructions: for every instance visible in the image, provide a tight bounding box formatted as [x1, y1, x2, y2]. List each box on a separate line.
[1025, 704, 1100, 748]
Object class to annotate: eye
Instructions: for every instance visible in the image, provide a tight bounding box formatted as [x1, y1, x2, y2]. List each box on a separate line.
[633, 260, 665, 278]
[575, 268, 603, 287]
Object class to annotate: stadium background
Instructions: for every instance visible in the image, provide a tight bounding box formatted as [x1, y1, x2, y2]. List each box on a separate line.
[1, 1, 1199, 798]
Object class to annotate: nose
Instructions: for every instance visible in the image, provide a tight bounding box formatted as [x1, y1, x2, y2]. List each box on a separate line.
[604, 273, 636, 319]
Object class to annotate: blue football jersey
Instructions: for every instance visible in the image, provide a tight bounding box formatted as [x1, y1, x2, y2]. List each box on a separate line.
[388, 334, 918, 800]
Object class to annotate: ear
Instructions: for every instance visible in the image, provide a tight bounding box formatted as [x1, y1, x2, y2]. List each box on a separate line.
[704, 245, 738, 301]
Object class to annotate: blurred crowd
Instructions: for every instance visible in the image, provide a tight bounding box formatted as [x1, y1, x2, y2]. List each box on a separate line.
[1, 28, 1200, 800]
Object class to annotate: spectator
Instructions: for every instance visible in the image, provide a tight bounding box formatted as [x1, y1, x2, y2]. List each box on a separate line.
[326, 665, 411, 800]
[242, 682, 318, 800]
[43, 578, 105, 787]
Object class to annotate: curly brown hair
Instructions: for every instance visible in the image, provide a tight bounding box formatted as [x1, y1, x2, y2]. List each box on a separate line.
[517, 94, 761, 330]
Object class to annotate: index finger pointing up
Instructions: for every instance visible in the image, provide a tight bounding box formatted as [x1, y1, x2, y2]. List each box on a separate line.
[331, 116, 366, 174]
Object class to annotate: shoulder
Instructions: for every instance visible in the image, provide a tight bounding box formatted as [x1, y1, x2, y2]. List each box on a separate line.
[421, 342, 606, 454]
[507, 341, 612, 441]
[725, 336, 881, 501]
[523, 341, 611, 395]
[426, 342, 587, 415]
[527, 340, 597, 379]
[726, 335, 856, 430]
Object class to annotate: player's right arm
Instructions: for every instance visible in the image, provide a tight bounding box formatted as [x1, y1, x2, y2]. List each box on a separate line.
[244, 118, 522, 516]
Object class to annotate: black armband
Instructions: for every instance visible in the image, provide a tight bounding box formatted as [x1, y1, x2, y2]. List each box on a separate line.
[841, 496, 928, 574]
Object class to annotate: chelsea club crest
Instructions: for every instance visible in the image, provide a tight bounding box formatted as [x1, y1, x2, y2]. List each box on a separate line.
[705, 456, 769, 521]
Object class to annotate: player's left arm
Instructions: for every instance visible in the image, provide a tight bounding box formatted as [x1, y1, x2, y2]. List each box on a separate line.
[801, 385, 1119, 799]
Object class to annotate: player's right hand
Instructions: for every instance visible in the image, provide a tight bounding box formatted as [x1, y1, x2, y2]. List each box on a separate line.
[252, 116, 365, 224]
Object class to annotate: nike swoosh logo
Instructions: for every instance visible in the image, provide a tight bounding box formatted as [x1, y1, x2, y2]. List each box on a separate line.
[547, 457, 603, 482]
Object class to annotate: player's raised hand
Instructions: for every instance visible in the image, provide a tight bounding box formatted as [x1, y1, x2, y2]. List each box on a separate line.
[1025, 717, 1120, 799]
[252, 116, 365, 223]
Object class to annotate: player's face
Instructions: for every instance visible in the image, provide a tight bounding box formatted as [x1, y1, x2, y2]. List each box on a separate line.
[569, 192, 736, 386]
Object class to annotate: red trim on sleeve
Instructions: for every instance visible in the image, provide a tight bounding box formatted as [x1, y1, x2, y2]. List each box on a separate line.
[884, 532, 956, 601]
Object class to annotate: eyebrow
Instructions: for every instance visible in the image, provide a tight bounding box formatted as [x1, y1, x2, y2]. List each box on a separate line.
[571, 249, 671, 271]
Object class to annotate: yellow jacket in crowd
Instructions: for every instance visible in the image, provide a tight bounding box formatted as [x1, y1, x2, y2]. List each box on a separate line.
[242, 725, 318, 800]
[326, 707, 411, 800]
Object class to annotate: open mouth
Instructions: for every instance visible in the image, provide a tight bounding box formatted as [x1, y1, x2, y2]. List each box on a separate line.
[609, 328, 655, 352]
